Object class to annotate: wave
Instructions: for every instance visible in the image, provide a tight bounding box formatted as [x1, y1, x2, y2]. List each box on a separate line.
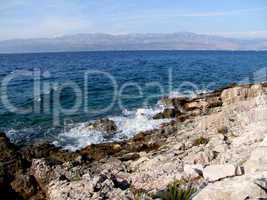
[53, 104, 171, 151]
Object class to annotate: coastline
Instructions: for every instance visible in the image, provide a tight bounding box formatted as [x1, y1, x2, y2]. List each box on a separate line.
[1, 82, 267, 199]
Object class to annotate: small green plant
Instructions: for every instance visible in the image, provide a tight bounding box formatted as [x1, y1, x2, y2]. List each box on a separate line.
[193, 136, 209, 146]
[154, 179, 196, 200]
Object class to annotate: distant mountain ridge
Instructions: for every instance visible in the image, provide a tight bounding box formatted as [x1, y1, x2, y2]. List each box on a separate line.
[0, 32, 267, 53]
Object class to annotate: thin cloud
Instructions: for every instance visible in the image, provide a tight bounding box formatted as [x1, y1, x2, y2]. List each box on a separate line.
[117, 6, 267, 22]
[177, 7, 267, 17]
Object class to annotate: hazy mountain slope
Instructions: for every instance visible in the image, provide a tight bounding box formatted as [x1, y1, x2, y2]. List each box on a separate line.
[0, 32, 266, 53]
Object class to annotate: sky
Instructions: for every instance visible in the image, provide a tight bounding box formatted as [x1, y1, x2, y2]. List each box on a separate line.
[0, 0, 267, 41]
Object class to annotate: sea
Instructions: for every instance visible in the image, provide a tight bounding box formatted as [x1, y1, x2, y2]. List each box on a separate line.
[0, 51, 266, 150]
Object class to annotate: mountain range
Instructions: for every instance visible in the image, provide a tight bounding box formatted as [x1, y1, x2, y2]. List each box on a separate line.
[0, 32, 267, 53]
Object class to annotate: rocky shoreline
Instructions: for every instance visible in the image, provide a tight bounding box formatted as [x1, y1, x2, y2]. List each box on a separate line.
[1, 82, 267, 199]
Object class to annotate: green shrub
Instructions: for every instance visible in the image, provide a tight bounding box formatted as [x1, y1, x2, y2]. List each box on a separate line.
[154, 180, 196, 200]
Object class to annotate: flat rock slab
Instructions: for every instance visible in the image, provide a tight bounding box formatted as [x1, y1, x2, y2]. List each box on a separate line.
[203, 164, 236, 182]
[193, 172, 267, 200]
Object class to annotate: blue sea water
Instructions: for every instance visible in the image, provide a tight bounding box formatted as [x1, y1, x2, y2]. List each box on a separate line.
[0, 51, 266, 149]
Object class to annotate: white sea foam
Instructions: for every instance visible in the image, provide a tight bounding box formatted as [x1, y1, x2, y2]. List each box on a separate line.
[53, 124, 105, 151]
[54, 106, 171, 151]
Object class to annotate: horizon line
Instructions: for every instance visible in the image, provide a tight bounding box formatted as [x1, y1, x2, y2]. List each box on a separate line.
[1, 49, 267, 56]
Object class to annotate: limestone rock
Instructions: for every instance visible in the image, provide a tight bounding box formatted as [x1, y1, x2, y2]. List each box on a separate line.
[203, 164, 237, 182]
[130, 155, 184, 191]
[48, 176, 94, 200]
[184, 149, 216, 165]
[245, 137, 267, 173]
[47, 172, 133, 200]
[221, 84, 265, 105]
[30, 159, 58, 190]
[184, 96, 222, 111]
[193, 172, 267, 200]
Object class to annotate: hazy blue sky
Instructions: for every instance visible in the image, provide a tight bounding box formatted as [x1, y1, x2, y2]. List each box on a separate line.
[1, 0, 267, 40]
